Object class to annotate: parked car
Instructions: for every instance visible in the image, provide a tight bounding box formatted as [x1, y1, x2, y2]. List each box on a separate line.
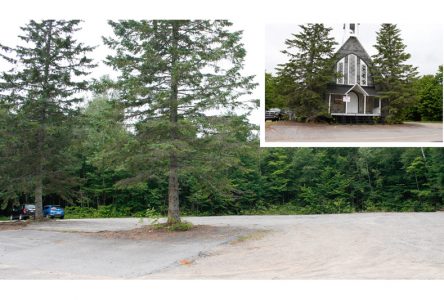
[43, 205, 65, 219]
[265, 108, 283, 121]
[10, 204, 36, 220]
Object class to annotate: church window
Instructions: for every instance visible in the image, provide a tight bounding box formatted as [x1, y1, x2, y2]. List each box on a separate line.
[336, 58, 345, 84]
[348, 54, 357, 85]
[360, 60, 368, 86]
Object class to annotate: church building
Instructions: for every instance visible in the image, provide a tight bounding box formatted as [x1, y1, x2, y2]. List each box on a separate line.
[327, 24, 383, 123]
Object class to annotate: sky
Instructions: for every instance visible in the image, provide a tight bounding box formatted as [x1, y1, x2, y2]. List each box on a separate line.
[1, 19, 442, 127]
[0, 18, 264, 125]
[266, 23, 443, 76]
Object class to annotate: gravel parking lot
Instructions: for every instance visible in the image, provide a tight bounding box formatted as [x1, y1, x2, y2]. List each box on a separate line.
[1, 213, 444, 279]
[265, 121, 443, 143]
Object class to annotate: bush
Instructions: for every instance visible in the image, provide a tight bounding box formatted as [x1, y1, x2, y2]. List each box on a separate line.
[64, 205, 164, 219]
[152, 221, 194, 231]
[133, 207, 161, 218]
[64, 206, 99, 219]
[96, 205, 131, 218]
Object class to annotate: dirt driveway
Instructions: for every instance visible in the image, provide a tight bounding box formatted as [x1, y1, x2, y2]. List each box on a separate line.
[265, 121, 443, 143]
[1, 213, 444, 279]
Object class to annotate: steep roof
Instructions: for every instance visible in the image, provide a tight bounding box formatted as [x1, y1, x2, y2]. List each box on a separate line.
[336, 36, 372, 65]
[326, 83, 380, 96]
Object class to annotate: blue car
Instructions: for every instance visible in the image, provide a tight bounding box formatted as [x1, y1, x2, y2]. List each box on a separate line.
[43, 205, 65, 219]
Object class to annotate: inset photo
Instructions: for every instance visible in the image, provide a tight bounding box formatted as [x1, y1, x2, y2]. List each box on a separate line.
[264, 23, 443, 145]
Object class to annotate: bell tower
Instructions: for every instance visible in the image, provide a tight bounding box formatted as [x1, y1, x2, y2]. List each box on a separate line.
[343, 23, 360, 38]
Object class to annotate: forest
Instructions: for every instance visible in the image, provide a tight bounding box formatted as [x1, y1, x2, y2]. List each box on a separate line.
[2, 94, 444, 217]
[0, 20, 443, 220]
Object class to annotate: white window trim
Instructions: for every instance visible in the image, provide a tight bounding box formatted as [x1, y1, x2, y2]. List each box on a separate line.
[337, 57, 345, 84]
[347, 54, 357, 85]
[360, 59, 368, 86]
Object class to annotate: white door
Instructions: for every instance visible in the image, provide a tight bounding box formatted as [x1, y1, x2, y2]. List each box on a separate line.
[347, 92, 358, 114]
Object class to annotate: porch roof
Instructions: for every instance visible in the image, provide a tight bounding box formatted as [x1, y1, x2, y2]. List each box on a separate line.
[327, 84, 379, 97]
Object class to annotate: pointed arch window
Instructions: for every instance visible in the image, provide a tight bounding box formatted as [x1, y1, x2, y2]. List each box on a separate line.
[360, 59, 368, 86]
[348, 54, 357, 85]
[336, 57, 345, 84]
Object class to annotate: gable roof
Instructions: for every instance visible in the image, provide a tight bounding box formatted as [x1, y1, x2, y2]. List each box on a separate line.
[336, 36, 373, 65]
[327, 83, 380, 96]
[346, 83, 369, 96]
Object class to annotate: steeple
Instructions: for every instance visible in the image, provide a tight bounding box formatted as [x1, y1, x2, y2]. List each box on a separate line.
[343, 23, 360, 38]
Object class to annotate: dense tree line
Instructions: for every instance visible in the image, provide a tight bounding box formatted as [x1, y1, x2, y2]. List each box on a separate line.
[0, 20, 257, 223]
[1, 20, 443, 219]
[2, 93, 443, 216]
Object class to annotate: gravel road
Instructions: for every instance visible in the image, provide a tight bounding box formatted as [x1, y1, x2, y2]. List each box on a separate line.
[1, 213, 444, 279]
[265, 121, 443, 143]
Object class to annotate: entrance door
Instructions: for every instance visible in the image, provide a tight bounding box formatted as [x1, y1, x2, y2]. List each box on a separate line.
[347, 92, 358, 114]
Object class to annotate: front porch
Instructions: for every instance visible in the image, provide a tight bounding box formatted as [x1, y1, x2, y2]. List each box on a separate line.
[328, 84, 381, 119]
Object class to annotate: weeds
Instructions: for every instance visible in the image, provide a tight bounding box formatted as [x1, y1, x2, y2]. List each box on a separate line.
[151, 221, 194, 232]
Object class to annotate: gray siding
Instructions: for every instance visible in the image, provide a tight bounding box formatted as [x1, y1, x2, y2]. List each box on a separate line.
[335, 36, 374, 86]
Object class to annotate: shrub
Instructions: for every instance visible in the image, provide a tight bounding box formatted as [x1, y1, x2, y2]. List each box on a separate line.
[64, 206, 98, 219]
[152, 221, 194, 231]
[133, 207, 161, 218]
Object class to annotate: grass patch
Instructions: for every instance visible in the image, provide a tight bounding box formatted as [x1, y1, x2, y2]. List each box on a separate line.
[151, 221, 194, 232]
[230, 230, 270, 245]
[0, 216, 10, 221]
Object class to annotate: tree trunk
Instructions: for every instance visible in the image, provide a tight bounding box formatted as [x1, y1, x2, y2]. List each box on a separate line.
[34, 174, 43, 219]
[34, 21, 53, 220]
[167, 21, 181, 224]
[168, 153, 180, 224]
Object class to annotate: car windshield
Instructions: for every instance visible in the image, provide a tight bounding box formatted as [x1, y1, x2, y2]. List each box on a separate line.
[25, 205, 35, 209]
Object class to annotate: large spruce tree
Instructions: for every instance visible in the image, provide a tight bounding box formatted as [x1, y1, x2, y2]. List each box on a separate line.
[103, 20, 256, 224]
[0, 20, 95, 218]
[372, 24, 418, 123]
[277, 24, 337, 119]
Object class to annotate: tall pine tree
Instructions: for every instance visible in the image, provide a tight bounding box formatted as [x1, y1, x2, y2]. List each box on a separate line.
[277, 24, 337, 119]
[0, 20, 95, 218]
[372, 24, 418, 123]
[103, 20, 256, 224]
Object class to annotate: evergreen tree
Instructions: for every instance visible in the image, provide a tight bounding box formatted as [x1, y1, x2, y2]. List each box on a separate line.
[0, 20, 95, 218]
[103, 20, 256, 224]
[372, 24, 418, 123]
[277, 24, 337, 119]
[265, 73, 287, 109]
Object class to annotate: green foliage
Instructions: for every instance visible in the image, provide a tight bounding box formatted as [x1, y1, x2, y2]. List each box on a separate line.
[103, 20, 257, 224]
[11, 146, 443, 219]
[1, 21, 443, 220]
[133, 208, 162, 219]
[152, 221, 193, 232]
[276, 24, 337, 118]
[407, 66, 443, 121]
[0, 20, 95, 217]
[265, 73, 287, 109]
[64, 206, 100, 219]
[372, 24, 418, 123]
[64, 205, 161, 219]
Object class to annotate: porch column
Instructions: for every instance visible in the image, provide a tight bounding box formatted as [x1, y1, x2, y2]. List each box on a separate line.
[364, 95, 367, 115]
[379, 98, 381, 115]
[328, 94, 331, 113]
[345, 95, 348, 114]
